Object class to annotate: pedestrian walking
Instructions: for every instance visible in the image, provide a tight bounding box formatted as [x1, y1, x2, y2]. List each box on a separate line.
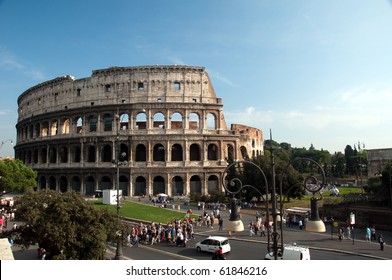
[378, 234, 385, 250]
[371, 226, 376, 241]
[365, 226, 371, 242]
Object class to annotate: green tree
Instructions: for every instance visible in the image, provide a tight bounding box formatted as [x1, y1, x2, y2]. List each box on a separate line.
[0, 159, 37, 193]
[6, 190, 123, 259]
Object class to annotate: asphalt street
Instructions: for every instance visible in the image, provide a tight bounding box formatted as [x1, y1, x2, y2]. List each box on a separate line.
[10, 197, 392, 260]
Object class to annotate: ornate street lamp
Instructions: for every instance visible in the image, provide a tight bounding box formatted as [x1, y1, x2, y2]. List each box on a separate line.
[113, 110, 128, 260]
[221, 140, 327, 259]
[0, 139, 13, 152]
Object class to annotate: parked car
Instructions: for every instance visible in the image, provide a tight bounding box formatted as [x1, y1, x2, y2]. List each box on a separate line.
[195, 236, 231, 254]
[264, 244, 310, 260]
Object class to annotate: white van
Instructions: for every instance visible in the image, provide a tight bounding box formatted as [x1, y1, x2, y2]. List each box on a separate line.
[264, 244, 310, 260]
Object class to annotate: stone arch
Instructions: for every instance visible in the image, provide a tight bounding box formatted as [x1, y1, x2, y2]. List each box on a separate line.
[49, 147, 57, 163]
[153, 176, 165, 195]
[135, 144, 147, 162]
[240, 146, 248, 160]
[208, 175, 219, 193]
[59, 176, 67, 192]
[171, 112, 183, 129]
[120, 175, 129, 196]
[76, 116, 83, 134]
[49, 176, 56, 190]
[136, 112, 147, 130]
[153, 112, 165, 129]
[190, 143, 201, 161]
[40, 147, 47, 163]
[190, 175, 202, 194]
[119, 113, 129, 131]
[103, 113, 113, 131]
[153, 144, 165, 161]
[71, 176, 81, 192]
[62, 118, 70, 134]
[101, 144, 112, 162]
[87, 146, 96, 162]
[89, 115, 97, 132]
[100, 176, 112, 190]
[189, 113, 199, 129]
[59, 146, 68, 163]
[85, 176, 95, 195]
[171, 144, 183, 161]
[206, 113, 216, 130]
[134, 176, 147, 196]
[227, 144, 234, 161]
[207, 143, 218, 160]
[172, 176, 184, 195]
[39, 176, 46, 190]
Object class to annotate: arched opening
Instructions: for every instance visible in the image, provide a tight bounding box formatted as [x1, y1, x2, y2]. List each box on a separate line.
[135, 144, 147, 162]
[136, 112, 147, 130]
[59, 176, 67, 192]
[207, 144, 218, 160]
[208, 175, 219, 193]
[172, 176, 184, 196]
[103, 113, 113, 131]
[190, 144, 201, 161]
[119, 113, 129, 131]
[49, 176, 56, 190]
[153, 112, 165, 129]
[206, 113, 216, 130]
[153, 176, 165, 195]
[240, 146, 248, 160]
[62, 118, 70, 134]
[227, 144, 234, 161]
[89, 115, 97, 132]
[101, 145, 112, 162]
[59, 146, 68, 163]
[171, 112, 183, 129]
[120, 175, 129, 196]
[189, 113, 199, 129]
[153, 144, 165, 161]
[49, 147, 57, 163]
[85, 176, 95, 196]
[135, 176, 147, 196]
[171, 144, 183, 161]
[40, 148, 47, 163]
[71, 176, 81, 192]
[39, 176, 46, 190]
[87, 146, 96, 162]
[73, 146, 81, 163]
[190, 175, 202, 194]
[100, 176, 112, 190]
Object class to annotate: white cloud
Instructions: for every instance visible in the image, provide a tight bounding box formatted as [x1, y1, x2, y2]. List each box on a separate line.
[207, 69, 239, 87]
[0, 46, 45, 80]
[223, 86, 392, 152]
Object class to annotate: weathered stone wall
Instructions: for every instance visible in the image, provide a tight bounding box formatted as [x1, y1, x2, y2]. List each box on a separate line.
[15, 65, 264, 197]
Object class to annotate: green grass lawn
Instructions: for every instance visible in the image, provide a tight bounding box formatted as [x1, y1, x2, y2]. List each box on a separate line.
[93, 200, 198, 224]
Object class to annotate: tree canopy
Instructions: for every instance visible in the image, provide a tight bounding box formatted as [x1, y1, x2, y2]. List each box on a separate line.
[5, 190, 123, 259]
[0, 159, 37, 193]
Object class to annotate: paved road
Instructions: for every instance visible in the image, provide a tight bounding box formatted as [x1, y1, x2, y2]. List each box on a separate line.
[10, 197, 392, 260]
[114, 197, 392, 260]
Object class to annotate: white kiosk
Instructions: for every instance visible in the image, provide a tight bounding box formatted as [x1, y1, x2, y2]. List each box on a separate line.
[103, 189, 122, 205]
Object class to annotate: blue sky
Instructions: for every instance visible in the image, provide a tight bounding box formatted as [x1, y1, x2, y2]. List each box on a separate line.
[1, 0, 392, 157]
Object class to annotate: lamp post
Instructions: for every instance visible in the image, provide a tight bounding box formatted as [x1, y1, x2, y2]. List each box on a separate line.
[0, 139, 13, 152]
[113, 110, 127, 260]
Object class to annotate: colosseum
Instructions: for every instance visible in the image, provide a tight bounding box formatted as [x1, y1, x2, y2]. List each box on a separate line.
[15, 65, 263, 197]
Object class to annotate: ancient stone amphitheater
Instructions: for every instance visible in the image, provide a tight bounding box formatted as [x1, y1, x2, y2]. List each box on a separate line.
[15, 65, 263, 197]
